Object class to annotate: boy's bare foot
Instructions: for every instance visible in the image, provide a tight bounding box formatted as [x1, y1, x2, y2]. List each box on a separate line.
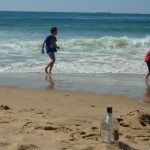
[45, 68, 48, 74]
[49, 72, 53, 75]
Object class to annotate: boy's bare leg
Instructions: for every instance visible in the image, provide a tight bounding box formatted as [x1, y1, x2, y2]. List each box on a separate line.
[144, 72, 150, 80]
[45, 67, 48, 74]
[45, 61, 54, 74]
[49, 61, 55, 74]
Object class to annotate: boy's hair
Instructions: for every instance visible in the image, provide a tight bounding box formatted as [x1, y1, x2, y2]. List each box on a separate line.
[50, 27, 57, 33]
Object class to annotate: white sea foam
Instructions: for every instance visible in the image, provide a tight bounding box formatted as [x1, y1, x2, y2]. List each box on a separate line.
[0, 36, 149, 74]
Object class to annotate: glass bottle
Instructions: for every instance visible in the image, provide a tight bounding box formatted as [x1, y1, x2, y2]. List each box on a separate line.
[100, 107, 119, 145]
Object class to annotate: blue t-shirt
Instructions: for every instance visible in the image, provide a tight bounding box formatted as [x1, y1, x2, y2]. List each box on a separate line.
[44, 35, 57, 53]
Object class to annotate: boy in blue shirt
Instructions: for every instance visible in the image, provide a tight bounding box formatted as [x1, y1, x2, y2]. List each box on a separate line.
[42, 27, 60, 74]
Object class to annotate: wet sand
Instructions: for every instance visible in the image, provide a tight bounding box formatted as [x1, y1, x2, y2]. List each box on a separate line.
[0, 73, 149, 102]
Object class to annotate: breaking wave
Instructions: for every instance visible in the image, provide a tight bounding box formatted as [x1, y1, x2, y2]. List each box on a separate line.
[0, 36, 150, 74]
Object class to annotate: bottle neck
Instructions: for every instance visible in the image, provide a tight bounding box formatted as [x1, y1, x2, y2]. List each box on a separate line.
[107, 113, 112, 118]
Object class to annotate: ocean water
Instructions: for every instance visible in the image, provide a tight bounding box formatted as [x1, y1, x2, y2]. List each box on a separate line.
[0, 11, 150, 74]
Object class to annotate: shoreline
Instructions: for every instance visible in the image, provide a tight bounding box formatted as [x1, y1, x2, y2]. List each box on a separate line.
[0, 72, 149, 103]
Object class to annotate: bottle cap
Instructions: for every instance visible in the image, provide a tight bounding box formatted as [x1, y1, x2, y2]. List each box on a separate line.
[107, 107, 112, 113]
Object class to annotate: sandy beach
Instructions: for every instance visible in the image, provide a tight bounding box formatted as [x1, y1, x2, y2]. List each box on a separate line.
[0, 73, 149, 150]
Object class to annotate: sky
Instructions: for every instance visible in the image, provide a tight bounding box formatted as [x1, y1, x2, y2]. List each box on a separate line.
[0, 0, 150, 14]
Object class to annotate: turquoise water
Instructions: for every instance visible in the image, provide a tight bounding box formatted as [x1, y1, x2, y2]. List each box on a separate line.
[0, 11, 150, 73]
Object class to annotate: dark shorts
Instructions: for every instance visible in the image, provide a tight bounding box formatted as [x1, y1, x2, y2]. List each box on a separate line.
[48, 52, 55, 61]
[146, 62, 150, 72]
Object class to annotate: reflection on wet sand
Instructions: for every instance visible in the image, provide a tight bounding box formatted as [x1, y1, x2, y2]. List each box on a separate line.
[144, 80, 150, 103]
[45, 74, 55, 90]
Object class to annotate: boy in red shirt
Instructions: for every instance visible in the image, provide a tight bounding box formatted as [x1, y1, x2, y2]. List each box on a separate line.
[144, 50, 150, 80]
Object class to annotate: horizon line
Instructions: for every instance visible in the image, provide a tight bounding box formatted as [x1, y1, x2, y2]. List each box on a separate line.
[0, 10, 150, 15]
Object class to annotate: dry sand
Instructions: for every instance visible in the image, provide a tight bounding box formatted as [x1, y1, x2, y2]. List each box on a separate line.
[0, 87, 149, 150]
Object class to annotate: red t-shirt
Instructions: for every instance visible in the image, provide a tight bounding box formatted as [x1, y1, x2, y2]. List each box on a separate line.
[145, 50, 150, 62]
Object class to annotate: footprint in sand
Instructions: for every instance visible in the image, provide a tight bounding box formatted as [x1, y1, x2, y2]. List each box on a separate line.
[82, 133, 99, 141]
[139, 114, 150, 127]
[17, 144, 39, 150]
[91, 127, 98, 130]
[57, 127, 73, 134]
[121, 111, 149, 128]
[117, 110, 149, 128]
[0, 105, 10, 110]
[42, 126, 58, 131]
[118, 110, 150, 143]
